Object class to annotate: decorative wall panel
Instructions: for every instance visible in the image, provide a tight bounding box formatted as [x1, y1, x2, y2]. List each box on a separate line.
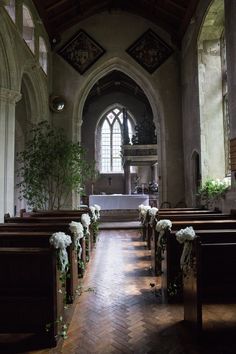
[59, 30, 105, 74]
[126, 29, 173, 73]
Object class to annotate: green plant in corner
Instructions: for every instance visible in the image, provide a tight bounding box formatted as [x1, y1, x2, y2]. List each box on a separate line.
[197, 178, 230, 209]
[16, 121, 97, 210]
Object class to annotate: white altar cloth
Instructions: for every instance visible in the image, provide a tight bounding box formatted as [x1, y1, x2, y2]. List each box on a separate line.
[89, 194, 149, 210]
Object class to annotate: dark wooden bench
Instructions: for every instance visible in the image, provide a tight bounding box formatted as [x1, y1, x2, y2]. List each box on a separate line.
[150, 212, 229, 275]
[5, 215, 95, 258]
[159, 208, 202, 211]
[183, 232, 236, 336]
[0, 224, 80, 303]
[158, 213, 230, 221]
[0, 232, 66, 350]
[26, 209, 89, 217]
[161, 219, 236, 301]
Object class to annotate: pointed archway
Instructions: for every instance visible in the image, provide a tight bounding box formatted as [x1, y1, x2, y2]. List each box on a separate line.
[72, 57, 167, 205]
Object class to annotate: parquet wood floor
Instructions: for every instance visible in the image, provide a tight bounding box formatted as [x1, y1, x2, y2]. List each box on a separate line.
[20, 230, 236, 353]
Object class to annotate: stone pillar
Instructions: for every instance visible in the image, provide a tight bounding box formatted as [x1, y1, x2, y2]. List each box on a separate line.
[152, 162, 158, 183]
[225, 0, 236, 137]
[124, 162, 131, 194]
[0, 88, 21, 221]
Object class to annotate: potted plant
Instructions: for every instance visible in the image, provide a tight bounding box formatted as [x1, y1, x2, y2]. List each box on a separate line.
[17, 121, 96, 210]
[197, 178, 230, 210]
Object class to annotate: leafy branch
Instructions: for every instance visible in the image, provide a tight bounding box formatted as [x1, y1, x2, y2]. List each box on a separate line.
[16, 121, 97, 210]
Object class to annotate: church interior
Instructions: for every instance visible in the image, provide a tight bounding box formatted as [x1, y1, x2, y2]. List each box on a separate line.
[0, 0, 236, 353]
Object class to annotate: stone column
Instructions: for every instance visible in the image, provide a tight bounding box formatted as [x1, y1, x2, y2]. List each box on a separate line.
[152, 162, 158, 183]
[0, 88, 21, 221]
[124, 162, 131, 194]
[225, 0, 236, 137]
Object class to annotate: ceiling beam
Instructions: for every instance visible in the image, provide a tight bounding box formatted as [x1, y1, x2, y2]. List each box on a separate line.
[46, 0, 69, 12]
[167, 0, 187, 11]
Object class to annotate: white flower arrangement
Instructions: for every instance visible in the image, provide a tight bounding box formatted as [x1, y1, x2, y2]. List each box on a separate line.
[155, 219, 172, 232]
[156, 219, 172, 248]
[138, 204, 151, 224]
[69, 221, 84, 259]
[49, 232, 72, 272]
[176, 226, 196, 274]
[81, 213, 91, 235]
[89, 206, 97, 221]
[94, 204, 101, 219]
[148, 207, 159, 226]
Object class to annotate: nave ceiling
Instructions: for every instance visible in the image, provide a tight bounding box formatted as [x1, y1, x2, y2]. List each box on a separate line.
[32, 0, 199, 46]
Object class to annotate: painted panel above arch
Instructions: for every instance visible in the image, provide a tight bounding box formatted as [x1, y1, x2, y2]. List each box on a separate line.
[126, 29, 173, 74]
[59, 29, 105, 74]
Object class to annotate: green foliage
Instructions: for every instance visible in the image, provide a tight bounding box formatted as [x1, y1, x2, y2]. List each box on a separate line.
[167, 272, 183, 298]
[197, 178, 229, 208]
[17, 121, 97, 210]
[91, 220, 99, 242]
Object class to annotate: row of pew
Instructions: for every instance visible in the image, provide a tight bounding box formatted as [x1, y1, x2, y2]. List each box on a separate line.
[0, 208, 100, 351]
[141, 207, 236, 337]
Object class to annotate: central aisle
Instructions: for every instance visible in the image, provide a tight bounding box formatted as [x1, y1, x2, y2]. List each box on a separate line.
[29, 229, 236, 354]
[60, 230, 184, 354]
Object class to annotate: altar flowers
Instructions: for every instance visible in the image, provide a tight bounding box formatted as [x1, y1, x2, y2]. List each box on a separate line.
[69, 221, 84, 259]
[176, 226, 196, 274]
[49, 232, 72, 272]
[155, 219, 172, 249]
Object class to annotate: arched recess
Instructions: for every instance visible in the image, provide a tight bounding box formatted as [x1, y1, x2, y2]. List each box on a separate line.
[198, 0, 229, 183]
[14, 72, 43, 214]
[20, 63, 49, 122]
[72, 57, 166, 203]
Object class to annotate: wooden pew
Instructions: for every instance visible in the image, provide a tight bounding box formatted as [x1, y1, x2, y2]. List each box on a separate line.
[26, 209, 89, 217]
[25, 209, 95, 250]
[158, 213, 230, 221]
[158, 209, 218, 215]
[183, 232, 236, 336]
[150, 211, 228, 275]
[161, 219, 236, 302]
[5, 214, 95, 257]
[159, 208, 203, 211]
[0, 223, 80, 303]
[5, 215, 93, 275]
[0, 232, 66, 350]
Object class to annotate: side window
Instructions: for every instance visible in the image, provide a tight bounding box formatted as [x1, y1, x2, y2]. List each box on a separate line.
[22, 4, 35, 53]
[39, 36, 47, 74]
[5, 0, 15, 22]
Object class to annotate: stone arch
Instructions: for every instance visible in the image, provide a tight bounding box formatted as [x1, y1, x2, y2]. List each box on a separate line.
[72, 57, 167, 202]
[14, 69, 48, 215]
[0, 10, 19, 90]
[19, 66, 49, 123]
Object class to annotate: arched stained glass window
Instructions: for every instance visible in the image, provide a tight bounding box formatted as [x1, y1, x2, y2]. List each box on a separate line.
[100, 107, 133, 173]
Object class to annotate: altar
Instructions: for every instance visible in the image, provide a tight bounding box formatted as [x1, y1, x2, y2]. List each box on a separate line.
[89, 194, 149, 210]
